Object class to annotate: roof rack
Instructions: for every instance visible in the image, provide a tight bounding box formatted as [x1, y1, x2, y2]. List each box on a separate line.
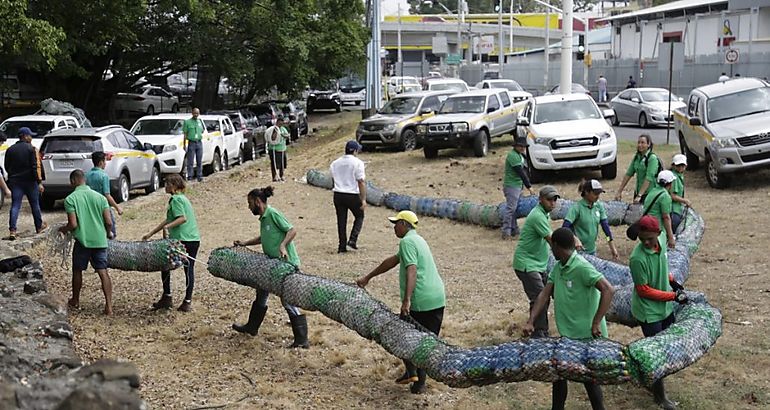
[95, 125, 123, 132]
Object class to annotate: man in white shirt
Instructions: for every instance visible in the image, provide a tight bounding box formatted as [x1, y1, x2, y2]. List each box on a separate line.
[330, 140, 366, 253]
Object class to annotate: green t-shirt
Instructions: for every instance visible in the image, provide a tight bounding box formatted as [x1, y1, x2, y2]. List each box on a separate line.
[63, 185, 110, 248]
[625, 150, 659, 196]
[513, 204, 552, 272]
[396, 230, 446, 311]
[266, 126, 288, 152]
[166, 193, 200, 241]
[183, 117, 204, 142]
[259, 206, 300, 266]
[503, 149, 524, 188]
[630, 236, 673, 323]
[85, 167, 110, 196]
[671, 171, 685, 215]
[643, 185, 672, 235]
[565, 199, 607, 254]
[548, 251, 608, 340]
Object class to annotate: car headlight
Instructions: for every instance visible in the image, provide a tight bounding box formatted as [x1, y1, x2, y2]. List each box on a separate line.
[534, 136, 553, 145]
[417, 125, 427, 134]
[712, 138, 737, 149]
[648, 106, 664, 114]
[598, 131, 613, 142]
[382, 124, 396, 132]
[452, 123, 469, 133]
[163, 145, 177, 152]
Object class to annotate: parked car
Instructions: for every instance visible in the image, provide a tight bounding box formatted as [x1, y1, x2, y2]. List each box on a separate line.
[674, 77, 770, 188]
[546, 83, 592, 98]
[40, 125, 161, 208]
[387, 76, 422, 99]
[248, 103, 280, 126]
[515, 93, 617, 183]
[424, 78, 470, 93]
[271, 100, 309, 140]
[207, 110, 264, 160]
[475, 79, 533, 104]
[307, 82, 341, 113]
[239, 109, 267, 158]
[114, 85, 180, 115]
[0, 115, 82, 175]
[610, 88, 686, 128]
[199, 114, 244, 171]
[356, 91, 453, 151]
[339, 77, 366, 106]
[416, 89, 521, 158]
[167, 74, 196, 97]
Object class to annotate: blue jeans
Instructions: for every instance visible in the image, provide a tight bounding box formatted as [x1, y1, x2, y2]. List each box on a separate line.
[255, 288, 301, 318]
[502, 186, 522, 236]
[671, 212, 682, 233]
[8, 180, 43, 232]
[186, 140, 203, 179]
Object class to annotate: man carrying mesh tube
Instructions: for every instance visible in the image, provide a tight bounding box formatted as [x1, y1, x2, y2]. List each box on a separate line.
[231, 186, 309, 348]
[631, 215, 689, 410]
[356, 210, 446, 395]
[501, 136, 534, 240]
[512, 186, 559, 338]
[522, 227, 615, 410]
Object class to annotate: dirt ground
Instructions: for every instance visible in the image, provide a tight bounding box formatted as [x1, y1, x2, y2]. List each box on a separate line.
[29, 110, 770, 409]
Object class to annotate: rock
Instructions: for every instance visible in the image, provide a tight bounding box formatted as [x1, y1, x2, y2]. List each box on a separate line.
[49, 356, 83, 370]
[0, 285, 12, 297]
[55, 387, 144, 410]
[15, 261, 43, 279]
[33, 294, 66, 315]
[43, 322, 74, 340]
[23, 280, 46, 294]
[0, 383, 17, 409]
[75, 360, 141, 388]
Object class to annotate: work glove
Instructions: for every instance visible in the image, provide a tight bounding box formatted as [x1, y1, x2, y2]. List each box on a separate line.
[674, 289, 689, 305]
[669, 279, 684, 292]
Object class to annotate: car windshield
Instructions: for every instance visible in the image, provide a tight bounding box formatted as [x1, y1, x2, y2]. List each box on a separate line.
[534, 99, 602, 123]
[393, 78, 419, 86]
[131, 119, 184, 135]
[42, 137, 102, 154]
[430, 83, 466, 92]
[439, 96, 486, 114]
[491, 81, 524, 92]
[640, 90, 679, 102]
[0, 121, 55, 138]
[339, 78, 365, 90]
[378, 97, 420, 114]
[707, 86, 770, 123]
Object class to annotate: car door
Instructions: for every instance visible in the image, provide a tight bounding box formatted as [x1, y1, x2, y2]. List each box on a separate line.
[486, 95, 501, 134]
[201, 119, 219, 165]
[124, 131, 152, 185]
[628, 90, 643, 121]
[222, 117, 239, 163]
[516, 101, 533, 139]
[613, 90, 629, 121]
[496, 91, 517, 132]
[106, 131, 133, 182]
[418, 96, 440, 119]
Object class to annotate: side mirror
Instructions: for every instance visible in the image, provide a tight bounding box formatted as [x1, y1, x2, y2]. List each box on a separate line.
[143, 142, 154, 151]
[517, 117, 530, 126]
[689, 117, 702, 126]
[631, 97, 640, 103]
[487, 106, 497, 113]
[603, 109, 616, 119]
[420, 108, 433, 116]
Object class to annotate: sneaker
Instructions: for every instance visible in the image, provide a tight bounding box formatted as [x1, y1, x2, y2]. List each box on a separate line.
[346, 241, 358, 250]
[395, 372, 418, 385]
[197, 178, 203, 183]
[3, 231, 16, 241]
[36, 222, 49, 234]
[177, 300, 192, 312]
[410, 382, 427, 394]
[151, 295, 173, 310]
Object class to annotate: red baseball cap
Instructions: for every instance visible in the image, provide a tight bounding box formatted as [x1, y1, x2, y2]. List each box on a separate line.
[638, 215, 660, 233]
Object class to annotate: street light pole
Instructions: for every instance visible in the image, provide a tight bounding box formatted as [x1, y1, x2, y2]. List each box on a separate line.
[560, 0, 573, 95]
[498, 1, 504, 64]
[397, 3, 403, 76]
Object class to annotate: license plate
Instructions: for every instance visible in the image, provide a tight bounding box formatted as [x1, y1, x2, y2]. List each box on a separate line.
[58, 159, 74, 168]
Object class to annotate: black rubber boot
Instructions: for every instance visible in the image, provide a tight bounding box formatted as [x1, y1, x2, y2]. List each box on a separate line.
[232, 302, 267, 336]
[652, 380, 677, 410]
[289, 314, 309, 348]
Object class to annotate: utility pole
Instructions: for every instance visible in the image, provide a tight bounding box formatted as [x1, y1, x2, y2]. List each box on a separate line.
[365, 0, 382, 111]
[561, 0, 573, 95]
[509, 0, 514, 56]
[498, 1, 504, 64]
[544, 7, 550, 93]
[397, 3, 403, 76]
[458, 0, 463, 68]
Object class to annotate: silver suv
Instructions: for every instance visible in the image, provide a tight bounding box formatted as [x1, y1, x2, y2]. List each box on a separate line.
[40, 125, 161, 208]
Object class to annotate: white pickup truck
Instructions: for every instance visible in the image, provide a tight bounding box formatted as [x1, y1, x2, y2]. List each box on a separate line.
[674, 78, 770, 188]
[0, 115, 82, 175]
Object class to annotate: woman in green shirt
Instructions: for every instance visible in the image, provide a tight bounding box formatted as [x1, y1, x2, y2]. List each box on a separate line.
[562, 179, 619, 260]
[615, 134, 661, 203]
[143, 174, 201, 312]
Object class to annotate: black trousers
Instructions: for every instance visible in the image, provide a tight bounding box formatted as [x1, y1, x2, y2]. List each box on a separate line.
[333, 192, 364, 249]
[161, 241, 200, 301]
[402, 307, 444, 385]
[552, 380, 605, 410]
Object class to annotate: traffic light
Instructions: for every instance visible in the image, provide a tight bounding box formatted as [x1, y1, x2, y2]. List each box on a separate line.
[577, 34, 585, 61]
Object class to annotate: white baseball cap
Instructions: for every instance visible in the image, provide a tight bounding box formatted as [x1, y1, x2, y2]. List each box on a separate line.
[657, 170, 676, 184]
[672, 154, 688, 166]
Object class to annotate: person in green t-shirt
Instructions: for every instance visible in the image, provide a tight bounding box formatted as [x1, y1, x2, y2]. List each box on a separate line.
[231, 186, 309, 349]
[630, 216, 688, 410]
[512, 185, 559, 338]
[669, 154, 691, 232]
[58, 169, 114, 315]
[562, 179, 619, 260]
[265, 116, 288, 182]
[501, 136, 535, 240]
[644, 170, 676, 248]
[182, 108, 205, 182]
[143, 174, 201, 312]
[356, 210, 446, 395]
[86, 151, 123, 238]
[523, 228, 614, 410]
[615, 134, 661, 203]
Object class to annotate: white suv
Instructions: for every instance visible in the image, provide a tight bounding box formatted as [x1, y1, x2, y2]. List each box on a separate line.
[515, 93, 617, 182]
[0, 115, 81, 175]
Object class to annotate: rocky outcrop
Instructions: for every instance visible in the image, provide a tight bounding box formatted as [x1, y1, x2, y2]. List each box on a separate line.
[0, 241, 145, 410]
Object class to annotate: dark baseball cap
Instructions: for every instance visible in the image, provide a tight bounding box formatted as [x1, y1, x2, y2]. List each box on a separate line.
[539, 185, 560, 200]
[18, 127, 37, 137]
[513, 136, 529, 147]
[345, 140, 362, 153]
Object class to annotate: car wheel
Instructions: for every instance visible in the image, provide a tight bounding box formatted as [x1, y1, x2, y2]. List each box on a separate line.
[237, 147, 245, 165]
[705, 151, 731, 189]
[611, 110, 620, 126]
[145, 166, 160, 194]
[679, 133, 700, 171]
[171, 104, 179, 113]
[400, 129, 417, 151]
[473, 130, 489, 157]
[423, 146, 438, 159]
[113, 173, 130, 203]
[248, 140, 258, 160]
[301, 120, 309, 135]
[213, 151, 222, 173]
[40, 194, 56, 210]
[147, 105, 155, 115]
[526, 150, 545, 183]
[335, 104, 341, 113]
[601, 158, 618, 179]
[222, 152, 229, 170]
[638, 112, 648, 128]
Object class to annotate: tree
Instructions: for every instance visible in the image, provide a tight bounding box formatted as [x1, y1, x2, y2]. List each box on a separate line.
[0, 0, 65, 71]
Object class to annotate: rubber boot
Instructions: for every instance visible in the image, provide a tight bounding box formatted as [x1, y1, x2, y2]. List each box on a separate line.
[232, 302, 267, 336]
[289, 314, 309, 348]
[652, 380, 677, 410]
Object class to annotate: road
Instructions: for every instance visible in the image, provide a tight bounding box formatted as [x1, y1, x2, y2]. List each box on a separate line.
[612, 123, 679, 146]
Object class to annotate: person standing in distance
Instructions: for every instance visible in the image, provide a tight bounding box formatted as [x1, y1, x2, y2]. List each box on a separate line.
[183, 108, 205, 182]
[58, 169, 114, 315]
[4, 127, 46, 240]
[86, 151, 122, 238]
[356, 211, 446, 394]
[501, 136, 534, 240]
[330, 140, 366, 253]
[597, 75, 608, 103]
[265, 117, 288, 182]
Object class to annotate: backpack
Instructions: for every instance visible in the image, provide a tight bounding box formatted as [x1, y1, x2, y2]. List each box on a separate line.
[644, 152, 663, 178]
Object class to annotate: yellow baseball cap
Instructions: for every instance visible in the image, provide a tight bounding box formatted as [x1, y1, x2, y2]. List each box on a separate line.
[388, 210, 419, 227]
